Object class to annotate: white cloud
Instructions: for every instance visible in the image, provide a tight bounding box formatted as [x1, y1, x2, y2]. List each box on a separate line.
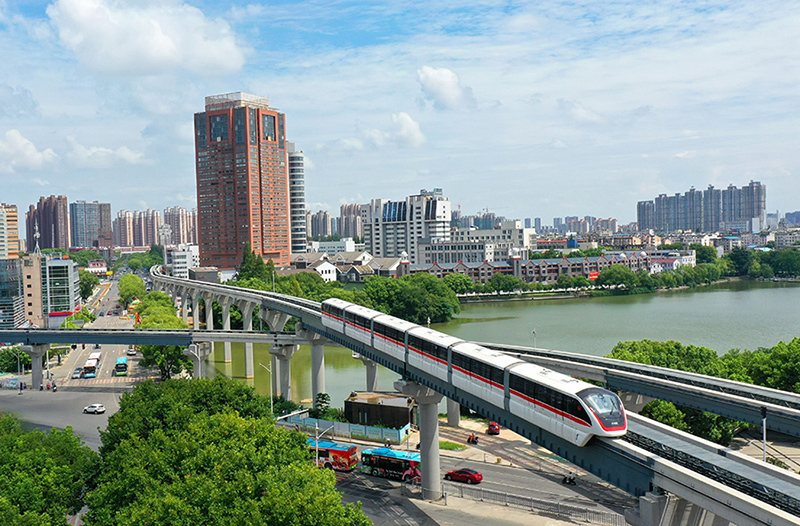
[46, 0, 245, 76]
[557, 99, 604, 123]
[417, 66, 476, 110]
[0, 130, 58, 173]
[0, 84, 40, 118]
[64, 136, 144, 169]
[391, 113, 426, 148]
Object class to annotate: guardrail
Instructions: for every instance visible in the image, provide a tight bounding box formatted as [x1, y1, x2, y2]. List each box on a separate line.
[442, 481, 626, 526]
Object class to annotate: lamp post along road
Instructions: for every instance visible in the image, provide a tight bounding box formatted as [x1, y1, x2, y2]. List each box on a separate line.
[259, 362, 273, 416]
[315, 422, 336, 468]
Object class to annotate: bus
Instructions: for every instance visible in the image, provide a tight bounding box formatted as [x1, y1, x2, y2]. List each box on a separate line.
[83, 359, 99, 378]
[360, 447, 421, 482]
[114, 357, 129, 376]
[307, 439, 359, 471]
[88, 352, 102, 364]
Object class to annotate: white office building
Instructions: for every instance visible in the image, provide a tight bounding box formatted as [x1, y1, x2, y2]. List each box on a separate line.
[361, 189, 451, 264]
[166, 244, 200, 279]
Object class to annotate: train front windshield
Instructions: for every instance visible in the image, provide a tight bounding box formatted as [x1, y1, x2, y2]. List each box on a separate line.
[578, 388, 626, 430]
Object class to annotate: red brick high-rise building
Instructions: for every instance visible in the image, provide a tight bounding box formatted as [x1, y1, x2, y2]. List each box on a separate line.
[194, 92, 291, 269]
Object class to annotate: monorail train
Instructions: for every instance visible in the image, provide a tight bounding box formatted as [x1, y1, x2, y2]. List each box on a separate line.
[321, 298, 626, 447]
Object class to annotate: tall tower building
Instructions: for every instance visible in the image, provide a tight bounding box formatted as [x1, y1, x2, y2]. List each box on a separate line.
[339, 203, 362, 239]
[164, 206, 194, 245]
[113, 210, 135, 247]
[0, 204, 20, 258]
[309, 210, 332, 238]
[70, 200, 112, 248]
[194, 92, 291, 269]
[287, 142, 307, 254]
[26, 195, 70, 251]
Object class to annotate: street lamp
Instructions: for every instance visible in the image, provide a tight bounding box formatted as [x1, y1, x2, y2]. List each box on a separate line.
[532, 328, 537, 351]
[258, 362, 273, 417]
[315, 421, 336, 468]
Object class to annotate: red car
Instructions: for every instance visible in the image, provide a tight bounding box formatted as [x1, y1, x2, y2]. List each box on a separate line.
[444, 468, 483, 484]
[487, 421, 500, 435]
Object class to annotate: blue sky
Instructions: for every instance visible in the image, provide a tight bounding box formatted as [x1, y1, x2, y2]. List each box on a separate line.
[1, 0, 798, 224]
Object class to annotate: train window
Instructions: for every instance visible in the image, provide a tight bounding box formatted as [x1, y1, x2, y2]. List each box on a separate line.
[452, 352, 467, 371]
[565, 398, 591, 424]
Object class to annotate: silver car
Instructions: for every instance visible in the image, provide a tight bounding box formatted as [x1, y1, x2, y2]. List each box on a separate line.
[83, 403, 106, 414]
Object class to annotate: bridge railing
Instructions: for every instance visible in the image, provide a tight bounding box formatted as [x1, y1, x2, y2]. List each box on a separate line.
[442, 481, 626, 526]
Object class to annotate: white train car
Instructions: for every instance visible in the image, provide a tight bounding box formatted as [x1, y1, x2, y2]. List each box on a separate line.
[406, 326, 461, 382]
[321, 298, 351, 332]
[342, 303, 385, 347]
[371, 314, 417, 362]
[450, 342, 518, 409]
[508, 362, 626, 446]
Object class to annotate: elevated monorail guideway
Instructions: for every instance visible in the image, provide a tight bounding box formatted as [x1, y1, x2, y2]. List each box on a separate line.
[141, 268, 800, 524]
[482, 342, 800, 438]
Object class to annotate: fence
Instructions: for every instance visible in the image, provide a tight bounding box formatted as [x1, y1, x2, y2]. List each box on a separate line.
[442, 481, 627, 526]
[278, 416, 411, 445]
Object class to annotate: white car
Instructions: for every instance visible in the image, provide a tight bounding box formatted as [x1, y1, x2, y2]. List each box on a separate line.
[83, 403, 106, 414]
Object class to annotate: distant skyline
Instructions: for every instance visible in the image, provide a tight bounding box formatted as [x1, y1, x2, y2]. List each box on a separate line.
[1, 1, 798, 223]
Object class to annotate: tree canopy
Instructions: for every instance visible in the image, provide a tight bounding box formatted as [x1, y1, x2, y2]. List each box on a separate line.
[117, 274, 145, 305]
[78, 270, 100, 301]
[135, 291, 191, 379]
[608, 338, 800, 445]
[0, 415, 99, 525]
[86, 378, 368, 526]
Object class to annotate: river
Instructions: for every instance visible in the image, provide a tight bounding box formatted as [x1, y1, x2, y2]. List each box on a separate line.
[207, 280, 800, 406]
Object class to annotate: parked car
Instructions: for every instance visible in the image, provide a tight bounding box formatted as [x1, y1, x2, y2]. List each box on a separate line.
[83, 403, 106, 414]
[444, 468, 483, 484]
[72, 367, 82, 379]
[487, 421, 500, 435]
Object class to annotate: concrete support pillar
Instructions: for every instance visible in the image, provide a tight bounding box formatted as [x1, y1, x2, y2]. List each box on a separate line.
[204, 296, 214, 331]
[357, 356, 378, 391]
[181, 290, 189, 324]
[311, 340, 326, 404]
[183, 342, 213, 379]
[269, 345, 298, 399]
[22, 344, 47, 389]
[221, 298, 232, 363]
[395, 380, 444, 501]
[271, 353, 281, 400]
[241, 303, 255, 378]
[192, 295, 200, 330]
[447, 398, 461, 427]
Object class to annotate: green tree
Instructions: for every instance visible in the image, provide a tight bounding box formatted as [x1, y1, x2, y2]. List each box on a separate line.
[726, 247, 753, 275]
[78, 270, 100, 301]
[0, 346, 31, 374]
[0, 415, 99, 524]
[443, 272, 474, 294]
[238, 242, 269, 281]
[596, 264, 638, 290]
[555, 274, 574, 289]
[486, 273, 527, 292]
[137, 315, 191, 380]
[689, 243, 717, 264]
[87, 379, 368, 526]
[118, 274, 145, 305]
[640, 400, 690, 432]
